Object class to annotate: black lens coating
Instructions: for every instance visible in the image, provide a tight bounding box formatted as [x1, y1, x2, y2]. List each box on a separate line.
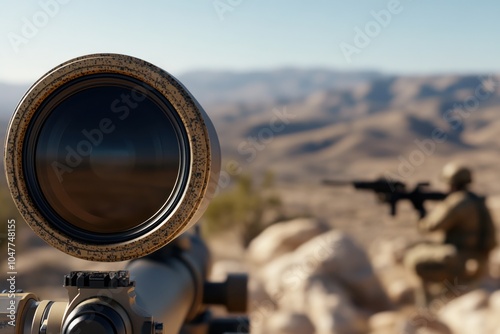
[25, 75, 188, 241]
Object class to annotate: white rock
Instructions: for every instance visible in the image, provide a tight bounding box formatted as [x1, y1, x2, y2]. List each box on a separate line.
[264, 312, 314, 334]
[438, 289, 494, 334]
[400, 314, 452, 334]
[305, 276, 368, 334]
[370, 237, 408, 270]
[387, 279, 415, 306]
[369, 311, 403, 333]
[246, 217, 328, 266]
[256, 230, 391, 333]
[488, 289, 500, 311]
[292, 230, 392, 312]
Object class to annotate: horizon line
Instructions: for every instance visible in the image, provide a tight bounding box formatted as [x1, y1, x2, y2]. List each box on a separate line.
[1, 67, 498, 86]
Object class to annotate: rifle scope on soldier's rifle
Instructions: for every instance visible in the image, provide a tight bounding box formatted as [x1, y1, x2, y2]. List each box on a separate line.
[0, 54, 250, 334]
[323, 178, 447, 218]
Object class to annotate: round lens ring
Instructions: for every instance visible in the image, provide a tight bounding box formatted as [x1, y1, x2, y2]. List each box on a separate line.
[23, 73, 189, 243]
[4, 54, 220, 261]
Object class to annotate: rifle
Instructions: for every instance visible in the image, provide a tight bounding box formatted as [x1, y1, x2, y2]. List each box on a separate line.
[323, 178, 447, 218]
[1, 54, 249, 334]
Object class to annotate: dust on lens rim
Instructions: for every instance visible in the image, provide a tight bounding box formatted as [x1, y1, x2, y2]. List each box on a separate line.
[21, 73, 191, 245]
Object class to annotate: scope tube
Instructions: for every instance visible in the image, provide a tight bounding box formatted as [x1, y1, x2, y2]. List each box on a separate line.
[4, 53, 221, 261]
[126, 233, 210, 334]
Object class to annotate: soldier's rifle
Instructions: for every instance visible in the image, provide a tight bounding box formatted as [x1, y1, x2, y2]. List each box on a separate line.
[323, 179, 447, 218]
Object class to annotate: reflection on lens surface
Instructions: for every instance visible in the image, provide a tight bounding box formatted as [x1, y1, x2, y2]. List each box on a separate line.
[33, 80, 184, 234]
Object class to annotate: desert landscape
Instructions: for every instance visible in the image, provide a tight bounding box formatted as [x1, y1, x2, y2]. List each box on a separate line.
[1, 69, 500, 333]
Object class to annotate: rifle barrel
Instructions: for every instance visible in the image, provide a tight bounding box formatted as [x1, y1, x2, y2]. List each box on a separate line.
[322, 180, 353, 186]
[323, 177, 447, 218]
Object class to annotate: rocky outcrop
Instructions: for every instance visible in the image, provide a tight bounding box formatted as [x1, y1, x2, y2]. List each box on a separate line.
[246, 217, 329, 266]
[251, 228, 392, 333]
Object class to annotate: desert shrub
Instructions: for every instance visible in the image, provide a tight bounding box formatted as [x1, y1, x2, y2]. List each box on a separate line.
[203, 171, 283, 247]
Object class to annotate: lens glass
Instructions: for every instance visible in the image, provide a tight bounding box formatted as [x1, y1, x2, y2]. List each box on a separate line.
[31, 76, 186, 235]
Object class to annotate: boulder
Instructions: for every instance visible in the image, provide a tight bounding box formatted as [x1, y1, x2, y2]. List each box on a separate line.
[292, 230, 392, 312]
[369, 311, 404, 333]
[305, 276, 368, 334]
[370, 237, 408, 270]
[264, 312, 314, 334]
[438, 289, 495, 334]
[400, 314, 452, 334]
[256, 275, 367, 334]
[246, 217, 328, 266]
[488, 289, 500, 310]
[387, 279, 415, 306]
[256, 230, 392, 333]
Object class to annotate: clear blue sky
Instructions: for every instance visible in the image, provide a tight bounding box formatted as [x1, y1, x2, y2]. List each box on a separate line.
[0, 0, 499, 84]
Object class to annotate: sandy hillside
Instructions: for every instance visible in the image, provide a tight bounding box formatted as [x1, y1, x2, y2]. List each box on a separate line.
[0, 72, 499, 333]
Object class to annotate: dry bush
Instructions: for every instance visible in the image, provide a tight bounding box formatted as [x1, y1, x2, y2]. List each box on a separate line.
[203, 171, 284, 247]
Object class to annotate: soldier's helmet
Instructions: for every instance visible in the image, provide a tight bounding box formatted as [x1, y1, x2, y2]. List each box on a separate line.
[441, 163, 472, 187]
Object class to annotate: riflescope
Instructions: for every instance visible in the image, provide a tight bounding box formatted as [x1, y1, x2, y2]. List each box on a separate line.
[1, 54, 249, 333]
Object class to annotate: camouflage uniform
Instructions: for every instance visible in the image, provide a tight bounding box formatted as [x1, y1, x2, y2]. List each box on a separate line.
[404, 164, 496, 305]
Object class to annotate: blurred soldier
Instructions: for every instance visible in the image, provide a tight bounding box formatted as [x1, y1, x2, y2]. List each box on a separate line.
[404, 163, 497, 306]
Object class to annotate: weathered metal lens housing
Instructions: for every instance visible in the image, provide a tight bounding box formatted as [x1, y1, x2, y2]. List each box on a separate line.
[4, 54, 220, 261]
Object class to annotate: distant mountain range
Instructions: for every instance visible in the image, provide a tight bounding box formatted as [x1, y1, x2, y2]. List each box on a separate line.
[1, 70, 499, 187]
[179, 68, 382, 105]
[0, 69, 381, 118]
[199, 72, 500, 185]
[0, 68, 382, 158]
